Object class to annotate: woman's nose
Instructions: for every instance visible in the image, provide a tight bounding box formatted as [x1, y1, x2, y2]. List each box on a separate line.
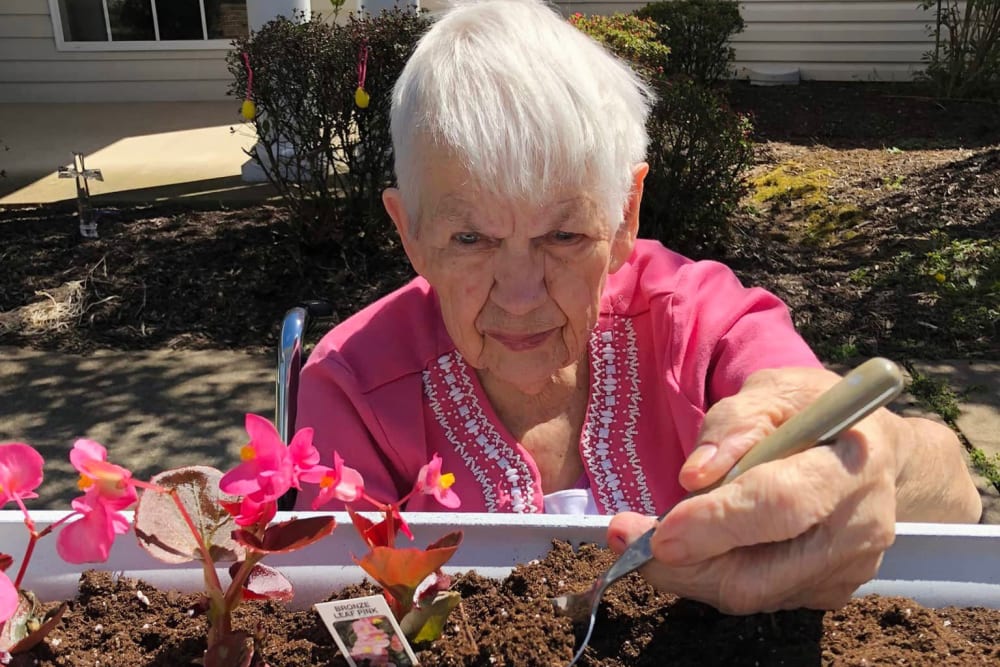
[490, 246, 547, 316]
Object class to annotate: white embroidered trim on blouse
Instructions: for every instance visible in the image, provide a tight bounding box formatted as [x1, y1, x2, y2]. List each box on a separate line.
[580, 318, 655, 515]
[423, 317, 653, 514]
[423, 351, 538, 513]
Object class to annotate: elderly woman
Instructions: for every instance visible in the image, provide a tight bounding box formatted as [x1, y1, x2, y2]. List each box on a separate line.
[296, 0, 981, 613]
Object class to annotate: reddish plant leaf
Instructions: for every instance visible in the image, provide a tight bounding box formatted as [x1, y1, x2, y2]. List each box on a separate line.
[415, 571, 453, 607]
[204, 630, 254, 667]
[355, 531, 462, 607]
[0, 592, 66, 654]
[346, 506, 381, 548]
[229, 562, 294, 602]
[347, 506, 388, 549]
[346, 506, 412, 549]
[233, 516, 335, 554]
[134, 466, 244, 564]
[425, 532, 462, 552]
[0, 553, 12, 572]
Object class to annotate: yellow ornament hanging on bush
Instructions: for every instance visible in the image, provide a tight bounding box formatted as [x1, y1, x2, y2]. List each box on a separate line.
[355, 86, 370, 109]
[241, 99, 256, 121]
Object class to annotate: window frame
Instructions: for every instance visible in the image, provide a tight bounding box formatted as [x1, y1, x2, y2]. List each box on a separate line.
[47, 0, 245, 52]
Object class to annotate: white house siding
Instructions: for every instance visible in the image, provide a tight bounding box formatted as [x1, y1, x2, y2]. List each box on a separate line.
[555, 0, 939, 81]
[0, 0, 943, 103]
[0, 0, 235, 103]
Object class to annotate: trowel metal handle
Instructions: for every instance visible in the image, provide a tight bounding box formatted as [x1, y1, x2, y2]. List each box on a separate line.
[615, 358, 904, 575]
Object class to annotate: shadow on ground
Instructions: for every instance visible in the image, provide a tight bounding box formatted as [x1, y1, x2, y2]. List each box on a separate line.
[727, 81, 1000, 151]
[728, 146, 999, 361]
[0, 347, 273, 506]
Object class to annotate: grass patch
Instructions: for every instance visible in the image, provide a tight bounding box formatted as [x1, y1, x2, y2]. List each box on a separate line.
[822, 339, 860, 363]
[905, 364, 961, 424]
[969, 448, 1000, 490]
[751, 163, 834, 206]
[876, 234, 999, 353]
[804, 202, 865, 245]
[750, 163, 866, 245]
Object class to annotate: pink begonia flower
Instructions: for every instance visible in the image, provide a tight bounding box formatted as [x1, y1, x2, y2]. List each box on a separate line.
[0, 442, 44, 507]
[70, 439, 138, 511]
[286, 427, 321, 488]
[0, 570, 17, 624]
[300, 452, 364, 510]
[415, 454, 461, 509]
[56, 493, 131, 563]
[219, 414, 294, 502]
[221, 496, 277, 527]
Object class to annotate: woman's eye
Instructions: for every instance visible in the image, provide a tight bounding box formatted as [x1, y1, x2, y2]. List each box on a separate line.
[453, 232, 481, 245]
[549, 230, 582, 244]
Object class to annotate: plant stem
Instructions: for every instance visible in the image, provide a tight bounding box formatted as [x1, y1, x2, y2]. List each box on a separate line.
[12, 497, 79, 589]
[164, 488, 225, 594]
[13, 532, 38, 590]
[144, 482, 231, 642]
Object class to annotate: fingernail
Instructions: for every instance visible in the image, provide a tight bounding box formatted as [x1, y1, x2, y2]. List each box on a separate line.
[685, 444, 718, 472]
[610, 534, 628, 552]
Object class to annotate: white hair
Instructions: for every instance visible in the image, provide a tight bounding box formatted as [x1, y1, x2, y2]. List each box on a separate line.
[389, 0, 654, 232]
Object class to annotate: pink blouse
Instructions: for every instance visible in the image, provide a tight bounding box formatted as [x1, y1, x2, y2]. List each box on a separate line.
[295, 240, 821, 514]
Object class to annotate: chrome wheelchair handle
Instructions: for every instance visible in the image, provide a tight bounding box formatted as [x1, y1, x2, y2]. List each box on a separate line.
[276, 306, 308, 447]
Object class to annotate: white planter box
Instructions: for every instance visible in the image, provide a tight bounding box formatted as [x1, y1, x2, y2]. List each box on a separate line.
[8, 512, 1000, 610]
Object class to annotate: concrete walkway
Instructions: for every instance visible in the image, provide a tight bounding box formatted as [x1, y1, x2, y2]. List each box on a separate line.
[898, 361, 1000, 524]
[0, 102, 275, 205]
[1, 346, 997, 524]
[0, 347, 273, 504]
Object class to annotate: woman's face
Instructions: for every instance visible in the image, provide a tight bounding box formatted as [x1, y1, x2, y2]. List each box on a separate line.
[385, 156, 645, 395]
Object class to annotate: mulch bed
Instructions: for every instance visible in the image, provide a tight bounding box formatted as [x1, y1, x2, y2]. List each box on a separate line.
[1, 81, 998, 360]
[15, 541, 1000, 666]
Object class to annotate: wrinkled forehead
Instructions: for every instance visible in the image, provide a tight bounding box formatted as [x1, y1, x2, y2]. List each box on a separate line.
[410, 138, 614, 226]
[428, 190, 603, 228]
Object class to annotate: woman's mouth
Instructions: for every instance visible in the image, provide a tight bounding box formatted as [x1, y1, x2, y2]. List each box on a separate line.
[487, 329, 555, 351]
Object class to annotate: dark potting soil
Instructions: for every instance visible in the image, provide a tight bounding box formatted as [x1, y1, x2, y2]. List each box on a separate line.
[15, 541, 1000, 666]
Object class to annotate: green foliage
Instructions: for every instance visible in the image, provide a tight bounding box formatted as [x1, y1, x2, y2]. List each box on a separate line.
[641, 78, 754, 255]
[969, 448, 1000, 491]
[751, 164, 833, 206]
[635, 0, 745, 85]
[919, 0, 1000, 100]
[567, 12, 670, 78]
[228, 10, 429, 260]
[572, 13, 753, 256]
[825, 338, 859, 363]
[878, 234, 999, 350]
[905, 365, 961, 424]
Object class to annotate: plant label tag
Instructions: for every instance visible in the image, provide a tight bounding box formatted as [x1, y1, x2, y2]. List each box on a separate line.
[315, 594, 419, 666]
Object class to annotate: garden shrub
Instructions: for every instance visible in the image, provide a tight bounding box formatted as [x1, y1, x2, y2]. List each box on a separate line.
[642, 78, 754, 255]
[635, 0, 745, 86]
[228, 9, 429, 264]
[567, 12, 670, 77]
[571, 12, 754, 256]
[919, 0, 1000, 100]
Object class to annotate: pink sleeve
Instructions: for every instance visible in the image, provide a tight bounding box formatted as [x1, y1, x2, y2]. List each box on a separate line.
[669, 260, 821, 405]
[293, 351, 411, 511]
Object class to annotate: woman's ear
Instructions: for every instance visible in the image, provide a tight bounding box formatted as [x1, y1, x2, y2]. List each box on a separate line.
[609, 162, 648, 273]
[383, 188, 425, 275]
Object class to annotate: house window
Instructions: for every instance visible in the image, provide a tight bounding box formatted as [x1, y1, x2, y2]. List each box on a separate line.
[52, 0, 248, 49]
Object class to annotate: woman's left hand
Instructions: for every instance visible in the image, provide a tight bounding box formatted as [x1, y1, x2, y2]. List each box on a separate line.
[607, 366, 903, 614]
